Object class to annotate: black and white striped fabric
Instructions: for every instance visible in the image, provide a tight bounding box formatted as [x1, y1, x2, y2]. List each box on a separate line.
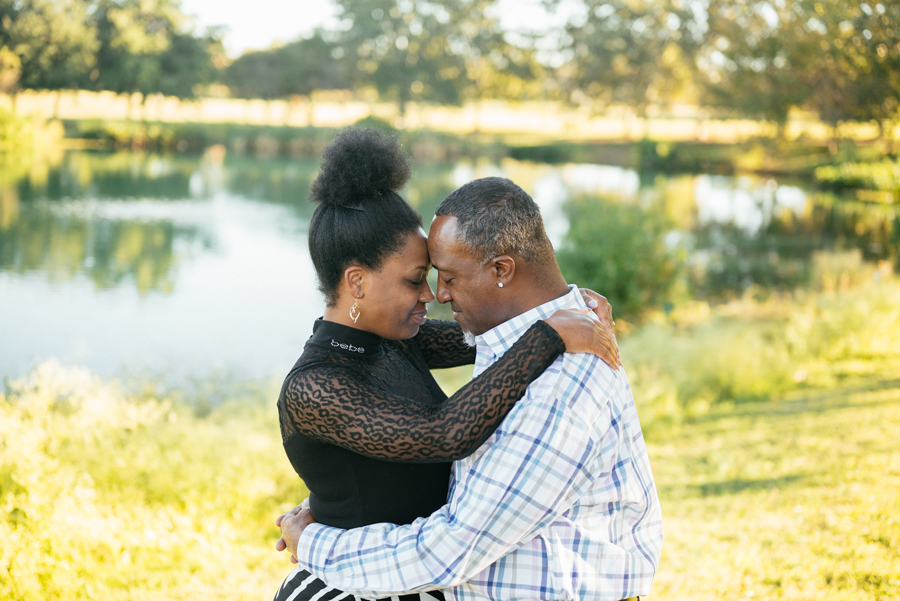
[273, 567, 445, 601]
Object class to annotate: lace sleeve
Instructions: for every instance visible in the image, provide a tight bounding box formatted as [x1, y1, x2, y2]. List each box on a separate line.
[279, 320, 566, 462]
[413, 319, 477, 369]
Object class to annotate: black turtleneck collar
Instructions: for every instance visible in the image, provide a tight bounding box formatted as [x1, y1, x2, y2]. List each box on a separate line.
[306, 318, 384, 358]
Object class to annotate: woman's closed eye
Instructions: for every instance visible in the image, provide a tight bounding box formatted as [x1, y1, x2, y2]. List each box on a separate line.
[408, 269, 430, 287]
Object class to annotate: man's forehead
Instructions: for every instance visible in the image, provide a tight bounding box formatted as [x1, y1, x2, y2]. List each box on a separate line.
[430, 218, 473, 258]
[428, 215, 459, 240]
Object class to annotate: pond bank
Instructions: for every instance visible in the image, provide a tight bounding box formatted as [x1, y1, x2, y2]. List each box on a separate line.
[53, 117, 898, 184]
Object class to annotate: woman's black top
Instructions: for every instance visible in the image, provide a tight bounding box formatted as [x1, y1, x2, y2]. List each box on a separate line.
[277, 318, 566, 529]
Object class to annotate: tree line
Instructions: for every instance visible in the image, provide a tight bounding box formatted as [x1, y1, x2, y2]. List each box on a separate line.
[0, 0, 223, 97]
[2, 0, 899, 134]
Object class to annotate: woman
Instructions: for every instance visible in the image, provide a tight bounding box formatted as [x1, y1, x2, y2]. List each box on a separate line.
[273, 128, 618, 601]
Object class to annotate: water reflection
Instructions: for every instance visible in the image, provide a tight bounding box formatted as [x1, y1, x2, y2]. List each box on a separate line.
[14, 152, 197, 202]
[0, 209, 191, 293]
[516, 162, 898, 299]
[3, 150, 896, 297]
[0, 149, 896, 380]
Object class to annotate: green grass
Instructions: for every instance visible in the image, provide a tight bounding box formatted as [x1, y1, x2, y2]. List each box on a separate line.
[0, 365, 307, 600]
[2, 280, 899, 600]
[649, 381, 900, 600]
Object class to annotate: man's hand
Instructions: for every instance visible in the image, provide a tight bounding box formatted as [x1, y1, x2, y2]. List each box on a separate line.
[276, 499, 317, 564]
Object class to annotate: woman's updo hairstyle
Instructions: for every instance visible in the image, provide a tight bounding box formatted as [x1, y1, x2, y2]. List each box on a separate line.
[308, 127, 422, 306]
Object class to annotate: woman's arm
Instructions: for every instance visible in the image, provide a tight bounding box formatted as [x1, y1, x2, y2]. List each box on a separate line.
[414, 288, 618, 370]
[279, 321, 565, 463]
[413, 319, 476, 369]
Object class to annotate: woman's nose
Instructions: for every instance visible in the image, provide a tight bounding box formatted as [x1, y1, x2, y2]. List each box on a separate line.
[421, 281, 436, 303]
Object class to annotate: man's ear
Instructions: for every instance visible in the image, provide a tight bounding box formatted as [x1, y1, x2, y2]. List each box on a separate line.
[491, 256, 516, 288]
[343, 266, 365, 298]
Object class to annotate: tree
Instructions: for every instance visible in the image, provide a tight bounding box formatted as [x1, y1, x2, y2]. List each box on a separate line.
[0, 45, 21, 93]
[0, 0, 99, 90]
[800, 0, 900, 143]
[153, 29, 224, 97]
[89, 0, 222, 96]
[332, 0, 532, 113]
[224, 33, 357, 99]
[697, 0, 816, 132]
[0, 0, 222, 97]
[455, 1, 545, 102]
[224, 0, 540, 108]
[696, 0, 900, 141]
[332, 0, 467, 113]
[555, 0, 700, 113]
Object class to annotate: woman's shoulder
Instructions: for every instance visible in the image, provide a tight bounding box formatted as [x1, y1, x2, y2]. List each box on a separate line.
[288, 344, 358, 378]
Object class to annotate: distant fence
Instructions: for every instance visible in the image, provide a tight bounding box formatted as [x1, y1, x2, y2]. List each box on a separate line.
[2, 90, 894, 144]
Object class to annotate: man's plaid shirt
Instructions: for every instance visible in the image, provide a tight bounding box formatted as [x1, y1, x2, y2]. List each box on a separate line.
[295, 285, 664, 600]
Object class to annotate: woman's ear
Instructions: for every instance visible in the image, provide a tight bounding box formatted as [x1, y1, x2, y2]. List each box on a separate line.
[491, 255, 516, 288]
[343, 266, 365, 299]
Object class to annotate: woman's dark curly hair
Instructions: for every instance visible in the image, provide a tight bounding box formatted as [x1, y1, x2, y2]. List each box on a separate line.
[308, 127, 422, 306]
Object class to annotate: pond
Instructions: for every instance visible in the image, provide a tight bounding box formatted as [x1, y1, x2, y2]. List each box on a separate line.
[1, 149, 896, 382]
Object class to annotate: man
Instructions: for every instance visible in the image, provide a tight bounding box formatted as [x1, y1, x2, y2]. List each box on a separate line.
[278, 177, 663, 600]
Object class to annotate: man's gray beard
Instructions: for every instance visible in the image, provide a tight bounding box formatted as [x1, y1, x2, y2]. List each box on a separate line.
[462, 330, 477, 347]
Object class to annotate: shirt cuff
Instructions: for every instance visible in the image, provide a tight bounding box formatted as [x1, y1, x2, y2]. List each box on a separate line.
[296, 522, 343, 572]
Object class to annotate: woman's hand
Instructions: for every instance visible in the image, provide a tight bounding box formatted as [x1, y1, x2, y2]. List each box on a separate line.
[579, 288, 614, 330]
[544, 308, 621, 369]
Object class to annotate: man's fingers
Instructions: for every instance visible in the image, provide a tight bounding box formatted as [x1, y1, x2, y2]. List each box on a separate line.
[291, 555, 299, 564]
[276, 503, 305, 528]
[276, 536, 287, 552]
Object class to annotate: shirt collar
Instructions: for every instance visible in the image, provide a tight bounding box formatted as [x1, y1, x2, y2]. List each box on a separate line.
[475, 284, 584, 360]
[306, 318, 384, 358]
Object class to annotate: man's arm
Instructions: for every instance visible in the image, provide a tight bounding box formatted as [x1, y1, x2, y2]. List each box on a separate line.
[291, 371, 605, 596]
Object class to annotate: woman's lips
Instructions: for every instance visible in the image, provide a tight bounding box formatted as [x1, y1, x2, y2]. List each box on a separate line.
[410, 310, 427, 325]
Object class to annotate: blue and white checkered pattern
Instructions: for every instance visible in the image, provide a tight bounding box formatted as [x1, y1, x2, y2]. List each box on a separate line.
[296, 285, 663, 601]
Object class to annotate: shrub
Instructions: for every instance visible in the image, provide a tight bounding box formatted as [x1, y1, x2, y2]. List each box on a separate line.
[814, 160, 900, 192]
[556, 194, 682, 322]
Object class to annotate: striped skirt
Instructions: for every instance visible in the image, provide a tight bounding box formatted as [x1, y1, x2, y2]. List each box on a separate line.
[273, 567, 446, 601]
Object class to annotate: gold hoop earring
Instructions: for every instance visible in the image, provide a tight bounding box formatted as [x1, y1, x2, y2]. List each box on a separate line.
[349, 297, 361, 324]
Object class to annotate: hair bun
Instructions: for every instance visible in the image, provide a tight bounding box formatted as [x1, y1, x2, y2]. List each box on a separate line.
[309, 127, 411, 207]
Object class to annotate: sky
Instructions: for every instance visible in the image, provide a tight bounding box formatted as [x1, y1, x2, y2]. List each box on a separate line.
[179, 0, 340, 56]
[179, 0, 575, 57]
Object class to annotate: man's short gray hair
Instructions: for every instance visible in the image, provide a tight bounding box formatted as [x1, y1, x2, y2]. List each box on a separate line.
[434, 177, 555, 265]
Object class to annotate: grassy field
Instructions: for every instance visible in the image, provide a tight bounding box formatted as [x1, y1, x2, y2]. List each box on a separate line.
[650, 379, 900, 600]
[2, 281, 899, 600]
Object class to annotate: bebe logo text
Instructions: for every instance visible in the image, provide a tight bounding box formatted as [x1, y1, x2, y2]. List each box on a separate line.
[332, 339, 364, 353]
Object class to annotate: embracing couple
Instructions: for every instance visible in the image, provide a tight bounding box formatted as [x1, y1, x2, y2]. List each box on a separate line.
[272, 127, 663, 601]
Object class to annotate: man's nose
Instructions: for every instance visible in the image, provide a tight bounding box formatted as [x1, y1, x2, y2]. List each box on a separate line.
[435, 279, 451, 304]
